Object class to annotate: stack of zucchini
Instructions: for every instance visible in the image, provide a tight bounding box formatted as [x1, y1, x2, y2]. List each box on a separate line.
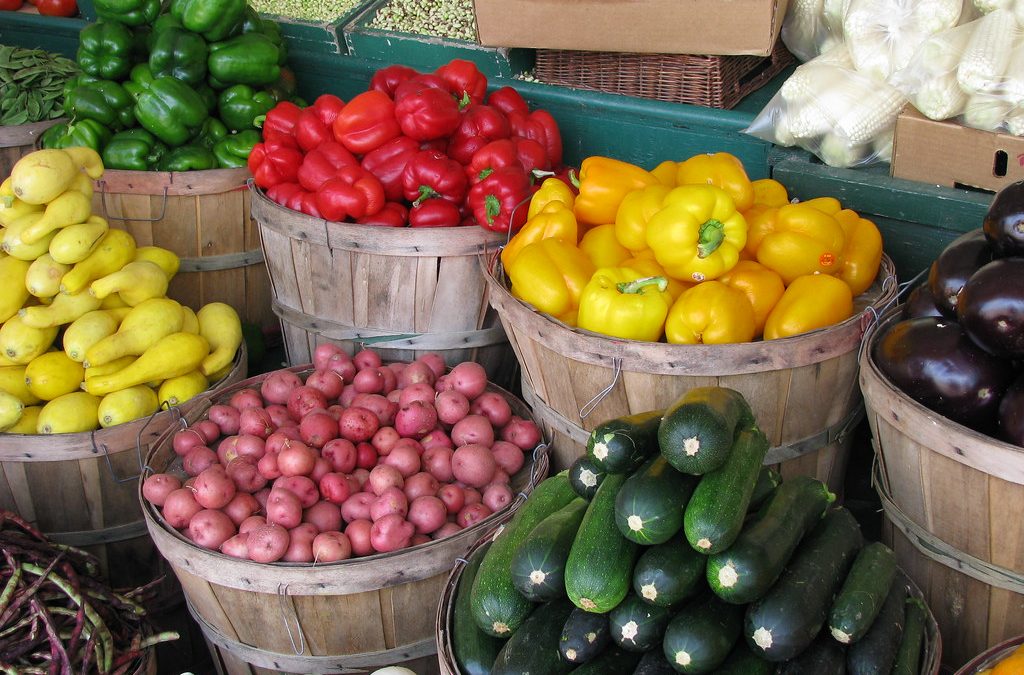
[452, 386, 933, 675]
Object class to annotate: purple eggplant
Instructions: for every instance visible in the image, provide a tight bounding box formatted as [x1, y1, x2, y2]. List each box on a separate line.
[983, 180, 1024, 257]
[903, 282, 943, 319]
[956, 257, 1024, 359]
[927, 229, 993, 319]
[999, 373, 1024, 447]
[873, 316, 1014, 433]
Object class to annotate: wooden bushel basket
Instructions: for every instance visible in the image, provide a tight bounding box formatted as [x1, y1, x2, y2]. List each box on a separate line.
[0, 118, 65, 178]
[861, 306, 1024, 669]
[485, 252, 899, 492]
[955, 635, 1024, 674]
[141, 366, 549, 675]
[249, 184, 516, 388]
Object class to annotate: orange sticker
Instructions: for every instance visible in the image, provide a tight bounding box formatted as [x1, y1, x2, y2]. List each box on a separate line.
[820, 253, 835, 267]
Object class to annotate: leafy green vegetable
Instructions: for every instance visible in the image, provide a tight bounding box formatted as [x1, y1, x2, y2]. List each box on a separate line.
[0, 46, 79, 126]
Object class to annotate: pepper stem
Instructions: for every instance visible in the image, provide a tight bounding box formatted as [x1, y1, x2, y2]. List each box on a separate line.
[485, 194, 501, 224]
[413, 185, 439, 206]
[569, 169, 580, 189]
[458, 91, 472, 110]
[697, 219, 725, 258]
[616, 276, 668, 294]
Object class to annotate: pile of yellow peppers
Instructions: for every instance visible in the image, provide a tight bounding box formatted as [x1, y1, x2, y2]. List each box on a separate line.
[501, 152, 883, 344]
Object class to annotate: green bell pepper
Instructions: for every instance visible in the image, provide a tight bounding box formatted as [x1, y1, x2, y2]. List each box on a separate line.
[213, 129, 260, 168]
[102, 129, 168, 171]
[124, 62, 155, 102]
[134, 76, 209, 147]
[157, 144, 217, 172]
[39, 119, 112, 153]
[77, 21, 136, 81]
[258, 19, 288, 66]
[62, 74, 100, 102]
[93, 0, 160, 26]
[149, 27, 208, 85]
[64, 80, 136, 130]
[238, 5, 263, 34]
[194, 117, 229, 149]
[207, 33, 280, 87]
[170, 0, 247, 42]
[196, 83, 218, 114]
[218, 84, 274, 132]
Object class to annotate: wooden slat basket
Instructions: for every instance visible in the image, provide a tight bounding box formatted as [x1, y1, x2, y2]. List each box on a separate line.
[485, 252, 899, 493]
[94, 168, 276, 331]
[861, 306, 1024, 669]
[955, 635, 1024, 674]
[141, 365, 549, 675]
[250, 184, 516, 387]
[0, 118, 65, 178]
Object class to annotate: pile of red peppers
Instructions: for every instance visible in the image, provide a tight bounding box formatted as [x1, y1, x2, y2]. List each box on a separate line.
[248, 58, 567, 232]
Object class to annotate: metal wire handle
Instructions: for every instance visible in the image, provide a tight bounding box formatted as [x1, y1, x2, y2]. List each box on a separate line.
[277, 583, 308, 656]
[98, 180, 169, 223]
[578, 357, 622, 420]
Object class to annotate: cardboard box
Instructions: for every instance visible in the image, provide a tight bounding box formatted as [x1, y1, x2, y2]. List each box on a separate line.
[891, 106, 1024, 193]
[472, 0, 788, 57]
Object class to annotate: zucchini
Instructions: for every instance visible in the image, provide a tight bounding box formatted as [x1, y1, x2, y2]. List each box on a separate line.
[747, 466, 782, 513]
[658, 387, 753, 475]
[662, 593, 744, 673]
[711, 643, 775, 675]
[570, 455, 607, 500]
[632, 538, 706, 608]
[891, 598, 928, 675]
[777, 631, 846, 675]
[846, 578, 906, 675]
[471, 472, 578, 637]
[490, 598, 576, 675]
[615, 455, 699, 544]
[608, 593, 674, 653]
[570, 645, 643, 674]
[560, 606, 612, 665]
[744, 507, 864, 662]
[565, 472, 641, 613]
[828, 541, 898, 644]
[451, 541, 505, 675]
[633, 649, 677, 675]
[683, 424, 769, 554]
[707, 475, 835, 604]
[511, 497, 590, 602]
[586, 409, 663, 473]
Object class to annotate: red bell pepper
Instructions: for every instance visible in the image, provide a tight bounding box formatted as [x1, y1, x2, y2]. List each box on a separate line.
[295, 108, 331, 153]
[435, 59, 487, 106]
[466, 139, 521, 185]
[36, 0, 75, 15]
[467, 167, 536, 233]
[511, 136, 550, 174]
[266, 182, 303, 208]
[332, 90, 401, 155]
[357, 201, 408, 227]
[311, 94, 345, 126]
[298, 140, 359, 192]
[0, 0, 25, 9]
[260, 101, 303, 142]
[420, 138, 449, 153]
[370, 64, 420, 99]
[487, 86, 530, 118]
[284, 188, 321, 218]
[249, 138, 304, 189]
[360, 135, 421, 202]
[447, 104, 511, 165]
[402, 150, 468, 206]
[394, 86, 461, 142]
[315, 165, 386, 222]
[409, 198, 462, 228]
[509, 109, 563, 168]
[394, 74, 449, 102]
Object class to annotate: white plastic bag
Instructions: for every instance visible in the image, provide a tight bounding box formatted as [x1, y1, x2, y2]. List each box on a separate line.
[890, 21, 978, 120]
[843, 0, 963, 80]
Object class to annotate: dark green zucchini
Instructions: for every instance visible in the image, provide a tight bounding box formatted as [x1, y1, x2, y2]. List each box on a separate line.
[633, 648, 677, 675]
[711, 642, 775, 675]
[662, 594, 744, 673]
[615, 455, 698, 544]
[451, 541, 505, 675]
[570, 645, 643, 674]
[846, 579, 906, 675]
[608, 593, 674, 653]
[658, 387, 753, 475]
[747, 466, 782, 514]
[632, 538, 706, 609]
[511, 497, 590, 602]
[570, 455, 607, 500]
[560, 607, 612, 665]
[744, 508, 864, 662]
[707, 475, 835, 604]
[683, 424, 769, 554]
[491, 598, 576, 675]
[891, 598, 928, 675]
[828, 541, 898, 644]
[586, 409, 663, 473]
[777, 631, 846, 674]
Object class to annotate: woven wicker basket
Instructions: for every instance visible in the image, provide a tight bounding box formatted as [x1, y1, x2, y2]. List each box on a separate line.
[534, 41, 794, 109]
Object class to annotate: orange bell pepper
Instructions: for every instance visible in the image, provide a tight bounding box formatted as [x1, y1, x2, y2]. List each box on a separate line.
[834, 208, 883, 296]
[580, 223, 632, 269]
[754, 202, 846, 284]
[505, 237, 594, 323]
[649, 160, 679, 187]
[501, 201, 578, 269]
[527, 176, 575, 220]
[572, 156, 659, 228]
[665, 280, 757, 345]
[719, 260, 786, 338]
[676, 152, 755, 211]
[614, 183, 672, 253]
[763, 273, 854, 340]
[751, 178, 789, 207]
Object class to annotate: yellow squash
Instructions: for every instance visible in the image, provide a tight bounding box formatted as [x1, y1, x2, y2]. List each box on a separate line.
[158, 370, 209, 407]
[25, 254, 71, 298]
[19, 289, 102, 329]
[84, 332, 210, 397]
[37, 391, 101, 433]
[0, 315, 58, 365]
[133, 246, 181, 280]
[10, 149, 79, 205]
[48, 217, 109, 264]
[89, 260, 169, 306]
[98, 385, 160, 428]
[0, 365, 42, 405]
[0, 389, 23, 431]
[0, 256, 31, 322]
[63, 309, 122, 362]
[60, 228, 137, 294]
[196, 302, 242, 377]
[84, 297, 184, 367]
[6, 405, 40, 434]
[25, 351, 85, 401]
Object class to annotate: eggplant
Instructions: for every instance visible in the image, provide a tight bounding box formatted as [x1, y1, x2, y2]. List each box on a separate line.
[983, 180, 1024, 257]
[902, 282, 943, 320]
[927, 229, 993, 319]
[957, 258, 1024, 359]
[873, 316, 1014, 433]
[999, 373, 1024, 447]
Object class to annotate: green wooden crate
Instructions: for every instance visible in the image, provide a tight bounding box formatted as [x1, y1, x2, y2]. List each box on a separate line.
[342, 0, 534, 78]
[0, 9, 85, 59]
[260, 1, 377, 55]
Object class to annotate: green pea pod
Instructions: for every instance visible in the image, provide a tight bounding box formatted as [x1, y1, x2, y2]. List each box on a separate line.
[207, 33, 281, 87]
[170, 0, 247, 42]
[212, 129, 260, 168]
[149, 27, 208, 85]
[77, 21, 136, 81]
[158, 144, 217, 172]
[134, 76, 209, 147]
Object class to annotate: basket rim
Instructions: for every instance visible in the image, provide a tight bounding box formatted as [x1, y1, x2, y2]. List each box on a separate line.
[954, 634, 1024, 674]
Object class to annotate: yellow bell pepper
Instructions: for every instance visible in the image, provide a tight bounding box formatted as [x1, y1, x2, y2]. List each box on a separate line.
[645, 185, 747, 283]
[580, 223, 632, 269]
[614, 183, 672, 253]
[834, 209, 883, 296]
[676, 152, 755, 211]
[719, 260, 786, 338]
[649, 160, 679, 187]
[755, 202, 846, 284]
[665, 280, 756, 345]
[751, 178, 789, 207]
[573, 156, 660, 228]
[801, 196, 842, 215]
[527, 177, 576, 220]
[763, 274, 854, 340]
[577, 267, 673, 342]
[501, 202, 579, 269]
[505, 237, 595, 321]
[742, 204, 778, 258]
[621, 254, 692, 300]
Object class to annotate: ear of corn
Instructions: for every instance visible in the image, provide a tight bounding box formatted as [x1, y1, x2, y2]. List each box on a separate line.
[918, 0, 965, 33]
[872, 129, 895, 162]
[1001, 36, 1024, 103]
[957, 9, 1019, 93]
[782, 0, 829, 60]
[974, 0, 1012, 14]
[963, 91, 1014, 129]
[1005, 108, 1024, 134]
[835, 82, 908, 144]
[914, 77, 970, 119]
[819, 132, 872, 168]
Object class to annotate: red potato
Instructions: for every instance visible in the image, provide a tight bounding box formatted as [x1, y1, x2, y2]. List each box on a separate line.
[220, 532, 250, 559]
[162, 488, 203, 529]
[264, 427, 303, 456]
[193, 420, 221, 444]
[304, 501, 343, 533]
[274, 475, 320, 508]
[327, 353, 357, 384]
[451, 444, 497, 488]
[353, 348, 382, 371]
[287, 386, 329, 422]
[277, 442, 317, 477]
[218, 434, 266, 465]
[490, 469, 511, 485]
[351, 468, 370, 490]
[319, 472, 352, 505]
[448, 361, 488, 400]
[239, 515, 266, 534]
[422, 446, 454, 483]
[322, 438, 357, 473]
[501, 417, 542, 450]
[247, 523, 290, 563]
[392, 437, 424, 456]
[142, 473, 181, 506]
[229, 388, 263, 411]
[326, 404, 344, 419]
[411, 533, 431, 546]
[403, 472, 440, 501]
[370, 513, 414, 553]
[313, 342, 346, 371]
[253, 488, 271, 512]
[226, 458, 268, 494]
[239, 408, 274, 439]
[394, 400, 438, 439]
[435, 390, 470, 426]
[383, 442, 421, 478]
[398, 382, 436, 408]
[483, 483, 514, 512]
[418, 352, 446, 379]
[261, 369, 304, 405]
[257, 453, 282, 481]
[398, 360, 436, 389]
[188, 509, 236, 550]
[312, 531, 352, 562]
[379, 366, 397, 394]
[432, 521, 463, 539]
[265, 404, 295, 429]
[450, 415, 494, 448]
[208, 404, 241, 436]
[490, 440, 525, 476]
[434, 374, 452, 393]
[299, 410, 339, 448]
[284, 524, 318, 562]
[367, 464, 404, 496]
[305, 369, 345, 401]
[470, 392, 513, 428]
[338, 407, 380, 443]
[436, 484, 465, 515]
[310, 457, 332, 484]
[265, 488, 303, 528]
[339, 384, 359, 407]
[408, 495, 447, 535]
[341, 492, 375, 523]
[352, 367, 385, 394]
[457, 502, 493, 528]
[356, 442, 377, 470]
[371, 426, 400, 456]
[370, 487, 409, 521]
[172, 427, 207, 457]
[421, 429, 454, 451]
[223, 492, 261, 526]
[350, 394, 397, 427]
[386, 361, 405, 376]
[345, 519, 373, 556]
[386, 389, 402, 405]
[462, 487, 482, 506]
[192, 467, 237, 509]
